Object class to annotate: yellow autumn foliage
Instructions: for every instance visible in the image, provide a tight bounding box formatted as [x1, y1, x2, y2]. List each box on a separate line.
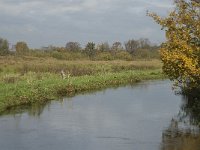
[148, 0, 200, 88]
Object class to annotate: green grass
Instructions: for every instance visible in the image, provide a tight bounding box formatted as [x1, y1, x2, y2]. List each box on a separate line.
[0, 56, 164, 113]
[0, 69, 164, 113]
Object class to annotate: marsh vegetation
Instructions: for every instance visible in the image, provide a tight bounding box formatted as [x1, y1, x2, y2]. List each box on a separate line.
[0, 55, 163, 113]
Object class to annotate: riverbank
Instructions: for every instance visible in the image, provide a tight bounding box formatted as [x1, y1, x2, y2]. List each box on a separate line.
[0, 69, 164, 113]
[0, 56, 164, 113]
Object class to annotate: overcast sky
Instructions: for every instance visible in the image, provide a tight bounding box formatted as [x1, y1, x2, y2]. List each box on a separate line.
[0, 0, 174, 48]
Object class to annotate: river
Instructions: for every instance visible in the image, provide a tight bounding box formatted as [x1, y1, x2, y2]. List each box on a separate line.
[0, 80, 199, 150]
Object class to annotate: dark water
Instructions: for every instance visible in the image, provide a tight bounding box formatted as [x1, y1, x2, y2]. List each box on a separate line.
[0, 80, 200, 150]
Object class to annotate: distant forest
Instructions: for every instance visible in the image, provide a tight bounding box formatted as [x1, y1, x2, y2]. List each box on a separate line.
[0, 37, 160, 60]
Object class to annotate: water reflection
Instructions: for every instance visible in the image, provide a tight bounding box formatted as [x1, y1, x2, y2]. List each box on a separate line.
[1, 81, 153, 117]
[179, 92, 200, 127]
[1, 101, 50, 117]
[1, 80, 200, 150]
[161, 124, 200, 150]
[161, 92, 200, 150]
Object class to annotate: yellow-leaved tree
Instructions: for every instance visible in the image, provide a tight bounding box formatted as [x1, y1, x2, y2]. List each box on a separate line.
[148, 0, 200, 89]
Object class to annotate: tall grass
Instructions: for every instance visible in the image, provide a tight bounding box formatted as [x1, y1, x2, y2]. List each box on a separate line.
[0, 56, 164, 113]
[0, 56, 162, 75]
[0, 69, 164, 113]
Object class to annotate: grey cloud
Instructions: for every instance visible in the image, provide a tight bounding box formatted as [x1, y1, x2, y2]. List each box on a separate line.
[0, 0, 173, 48]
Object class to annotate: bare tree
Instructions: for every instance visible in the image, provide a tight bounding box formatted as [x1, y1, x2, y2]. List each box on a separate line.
[138, 38, 151, 49]
[65, 42, 81, 51]
[111, 42, 123, 51]
[124, 39, 139, 54]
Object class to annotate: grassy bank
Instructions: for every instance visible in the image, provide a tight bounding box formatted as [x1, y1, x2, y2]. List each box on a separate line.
[0, 56, 164, 113]
[0, 69, 164, 113]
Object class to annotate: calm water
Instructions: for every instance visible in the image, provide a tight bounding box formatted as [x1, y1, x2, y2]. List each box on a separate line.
[0, 80, 200, 150]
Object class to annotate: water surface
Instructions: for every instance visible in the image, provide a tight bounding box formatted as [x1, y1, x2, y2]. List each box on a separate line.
[0, 80, 199, 150]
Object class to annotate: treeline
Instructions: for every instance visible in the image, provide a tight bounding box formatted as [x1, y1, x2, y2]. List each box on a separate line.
[0, 37, 160, 60]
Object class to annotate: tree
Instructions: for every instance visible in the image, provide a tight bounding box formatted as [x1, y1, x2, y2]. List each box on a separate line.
[16, 41, 29, 55]
[124, 39, 139, 54]
[97, 42, 110, 52]
[111, 42, 123, 51]
[0, 38, 9, 55]
[148, 0, 200, 88]
[85, 42, 96, 58]
[138, 38, 151, 49]
[65, 42, 81, 52]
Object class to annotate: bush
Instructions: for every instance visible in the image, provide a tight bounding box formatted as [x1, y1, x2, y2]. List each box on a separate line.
[115, 51, 133, 61]
[95, 52, 114, 60]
